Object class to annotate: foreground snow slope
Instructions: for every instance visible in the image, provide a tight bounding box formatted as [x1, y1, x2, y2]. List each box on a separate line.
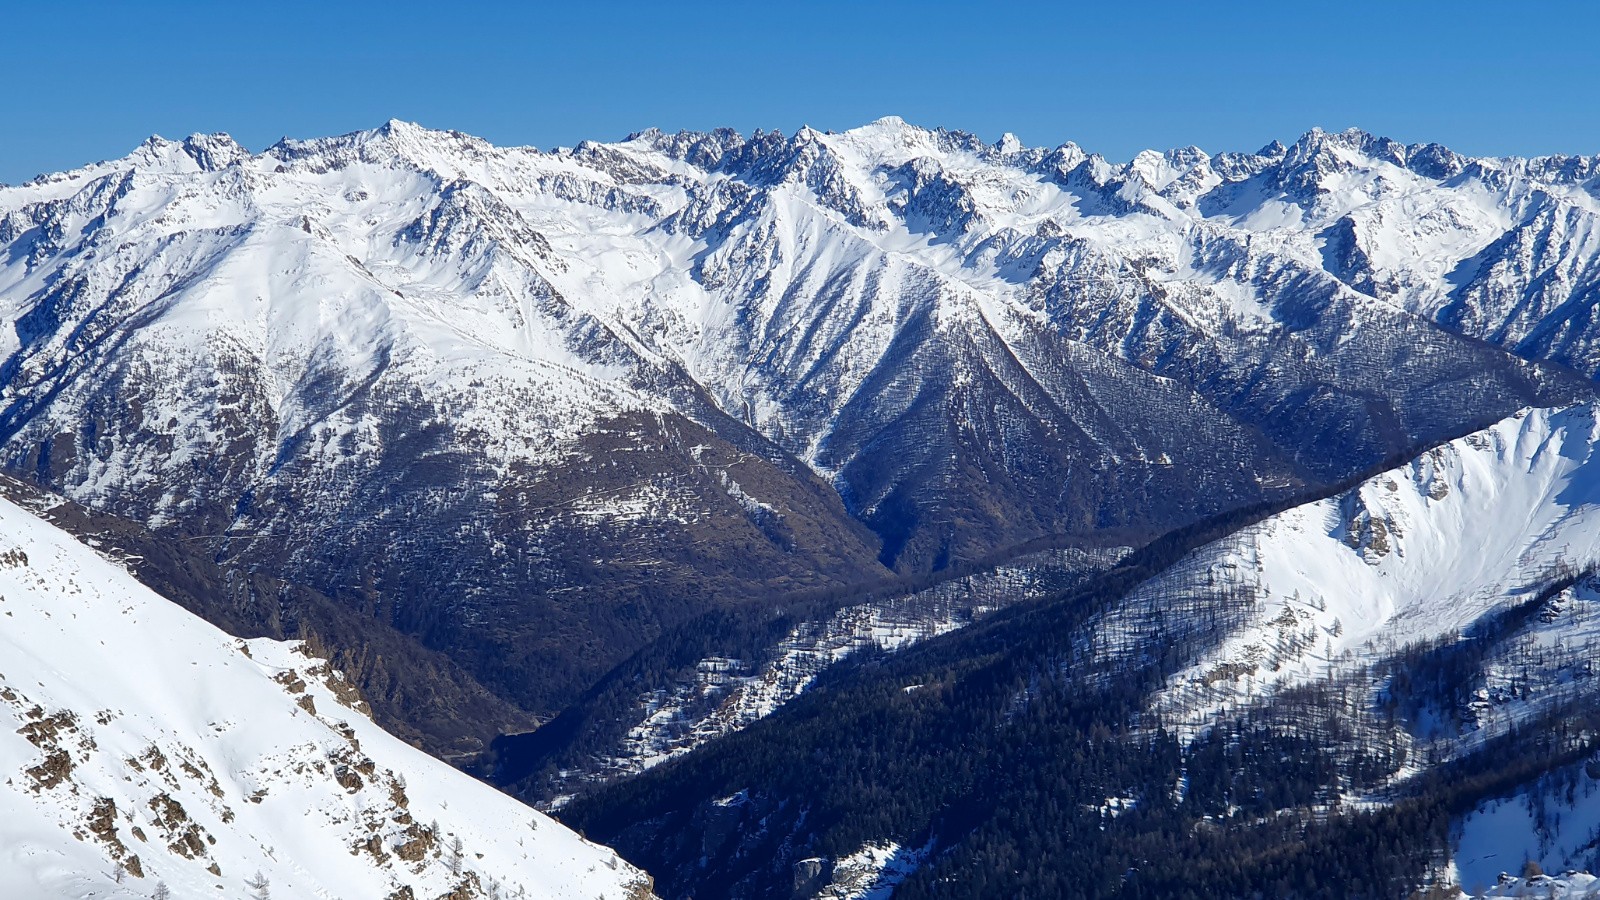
[0, 496, 651, 899]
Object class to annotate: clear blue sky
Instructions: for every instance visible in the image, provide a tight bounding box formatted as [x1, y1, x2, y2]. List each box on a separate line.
[6, 0, 1598, 183]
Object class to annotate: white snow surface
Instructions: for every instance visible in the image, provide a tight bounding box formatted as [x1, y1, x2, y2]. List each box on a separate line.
[1455, 742, 1600, 893]
[0, 496, 650, 899]
[814, 840, 932, 900]
[1467, 872, 1600, 899]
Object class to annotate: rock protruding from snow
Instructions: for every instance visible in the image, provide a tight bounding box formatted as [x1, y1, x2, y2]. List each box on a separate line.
[0, 496, 652, 899]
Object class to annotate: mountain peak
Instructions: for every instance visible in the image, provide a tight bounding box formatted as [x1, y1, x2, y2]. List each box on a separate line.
[179, 132, 249, 171]
[261, 118, 498, 176]
[374, 117, 439, 143]
[102, 133, 246, 176]
[1286, 125, 1408, 164]
[839, 115, 933, 142]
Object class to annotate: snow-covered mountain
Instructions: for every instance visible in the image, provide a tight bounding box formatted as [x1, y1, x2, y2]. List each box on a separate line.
[557, 399, 1600, 899]
[0, 491, 653, 899]
[1067, 400, 1600, 895]
[0, 118, 1594, 754]
[1098, 403, 1600, 731]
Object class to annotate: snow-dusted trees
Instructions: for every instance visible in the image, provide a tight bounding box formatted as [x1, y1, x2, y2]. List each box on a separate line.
[245, 870, 271, 900]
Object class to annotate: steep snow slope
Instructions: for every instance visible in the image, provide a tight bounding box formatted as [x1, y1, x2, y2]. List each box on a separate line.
[1097, 403, 1600, 728]
[0, 495, 652, 899]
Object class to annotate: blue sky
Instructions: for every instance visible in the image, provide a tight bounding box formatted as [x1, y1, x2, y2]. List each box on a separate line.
[5, 0, 1598, 182]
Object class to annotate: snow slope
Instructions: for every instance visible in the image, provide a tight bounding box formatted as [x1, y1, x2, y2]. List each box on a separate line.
[1468, 872, 1600, 899]
[1074, 401, 1600, 890]
[1097, 403, 1600, 728]
[0, 495, 652, 899]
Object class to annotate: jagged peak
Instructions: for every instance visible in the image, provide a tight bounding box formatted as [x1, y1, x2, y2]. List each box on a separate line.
[1405, 141, 1469, 180]
[1255, 126, 1421, 198]
[621, 126, 665, 143]
[792, 123, 829, 146]
[80, 132, 250, 178]
[1284, 126, 1401, 162]
[263, 119, 502, 175]
[819, 117, 995, 171]
[1263, 126, 1521, 186]
[1129, 145, 1212, 169]
[376, 116, 424, 137]
[1121, 145, 1215, 197]
[180, 132, 249, 171]
[840, 116, 935, 141]
[616, 126, 748, 170]
[1035, 141, 1089, 172]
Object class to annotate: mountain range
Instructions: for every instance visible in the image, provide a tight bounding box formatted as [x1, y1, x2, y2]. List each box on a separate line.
[6, 118, 1600, 898]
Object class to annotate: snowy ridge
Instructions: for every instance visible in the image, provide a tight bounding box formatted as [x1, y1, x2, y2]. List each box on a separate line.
[1096, 403, 1600, 729]
[0, 496, 652, 899]
[1467, 872, 1600, 899]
